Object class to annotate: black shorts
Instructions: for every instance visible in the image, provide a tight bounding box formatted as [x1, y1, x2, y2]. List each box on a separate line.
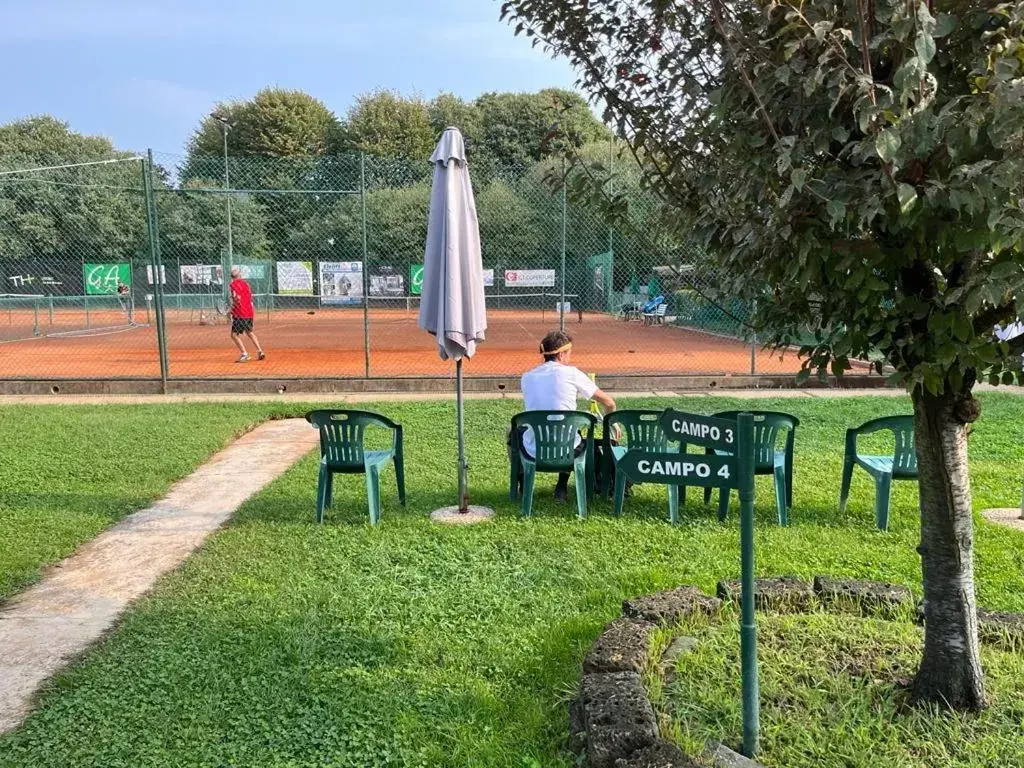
[231, 317, 254, 334]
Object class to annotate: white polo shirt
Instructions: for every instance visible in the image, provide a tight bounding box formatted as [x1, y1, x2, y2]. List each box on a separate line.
[520, 361, 598, 456]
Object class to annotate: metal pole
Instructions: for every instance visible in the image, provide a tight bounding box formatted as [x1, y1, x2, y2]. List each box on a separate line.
[222, 125, 233, 264]
[360, 152, 370, 378]
[736, 412, 760, 757]
[143, 151, 170, 390]
[560, 153, 567, 331]
[1019, 472, 1023, 521]
[457, 358, 468, 512]
[750, 300, 757, 375]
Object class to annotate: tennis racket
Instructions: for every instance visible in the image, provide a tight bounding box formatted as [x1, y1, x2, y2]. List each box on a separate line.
[214, 297, 229, 316]
[588, 373, 601, 417]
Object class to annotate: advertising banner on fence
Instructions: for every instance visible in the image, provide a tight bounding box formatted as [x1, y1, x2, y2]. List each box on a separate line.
[504, 269, 554, 288]
[483, 269, 495, 287]
[410, 264, 424, 296]
[276, 261, 313, 295]
[146, 265, 167, 285]
[319, 261, 363, 305]
[180, 265, 223, 286]
[369, 266, 405, 297]
[83, 263, 131, 295]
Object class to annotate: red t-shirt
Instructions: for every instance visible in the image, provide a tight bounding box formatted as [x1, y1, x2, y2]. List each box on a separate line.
[230, 278, 254, 318]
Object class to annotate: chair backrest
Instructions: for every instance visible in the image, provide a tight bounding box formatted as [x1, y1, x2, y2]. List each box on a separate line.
[654, 304, 668, 317]
[305, 409, 397, 469]
[713, 410, 799, 467]
[853, 415, 917, 476]
[641, 295, 665, 312]
[604, 410, 672, 452]
[512, 410, 596, 470]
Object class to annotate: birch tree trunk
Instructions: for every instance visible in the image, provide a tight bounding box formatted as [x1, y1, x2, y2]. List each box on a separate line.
[911, 388, 986, 710]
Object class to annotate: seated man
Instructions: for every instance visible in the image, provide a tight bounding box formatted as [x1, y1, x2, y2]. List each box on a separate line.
[517, 330, 616, 501]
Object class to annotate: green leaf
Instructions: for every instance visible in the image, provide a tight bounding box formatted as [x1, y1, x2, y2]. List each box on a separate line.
[897, 183, 918, 214]
[915, 33, 937, 64]
[934, 13, 956, 37]
[826, 198, 846, 224]
[876, 130, 901, 162]
[791, 168, 807, 191]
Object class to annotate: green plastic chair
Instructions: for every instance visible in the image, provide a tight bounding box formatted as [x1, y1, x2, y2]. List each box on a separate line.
[509, 410, 597, 519]
[839, 415, 917, 531]
[305, 409, 405, 525]
[603, 410, 684, 523]
[703, 410, 799, 526]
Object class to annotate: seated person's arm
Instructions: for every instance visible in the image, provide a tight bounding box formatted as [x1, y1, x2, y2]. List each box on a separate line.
[592, 388, 616, 413]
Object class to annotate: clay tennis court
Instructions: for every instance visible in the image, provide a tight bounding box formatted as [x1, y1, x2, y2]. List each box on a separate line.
[0, 305, 802, 380]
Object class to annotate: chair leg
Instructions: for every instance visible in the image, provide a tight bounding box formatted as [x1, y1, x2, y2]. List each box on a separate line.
[366, 466, 381, 525]
[704, 486, 712, 506]
[520, 464, 537, 518]
[718, 487, 730, 522]
[574, 462, 588, 521]
[773, 464, 788, 526]
[613, 470, 628, 517]
[680, 485, 687, 507]
[875, 474, 892, 531]
[668, 485, 680, 525]
[315, 465, 328, 524]
[394, 454, 406, 506]
[839, 458, 854, 514]
[509, 452, 520, 501]
[325, 472, 334, 508]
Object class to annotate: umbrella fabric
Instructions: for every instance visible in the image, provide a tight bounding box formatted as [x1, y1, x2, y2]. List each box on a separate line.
[418, 127, 487, 361]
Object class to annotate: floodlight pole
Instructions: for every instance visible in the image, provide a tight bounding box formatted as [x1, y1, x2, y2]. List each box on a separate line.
[560, 152, 567, 331]
[736, 412, 760, 758]
[212, 113, 233, 265]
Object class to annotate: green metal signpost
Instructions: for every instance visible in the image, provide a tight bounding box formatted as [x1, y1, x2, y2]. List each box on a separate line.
[620, 410, 760, 757]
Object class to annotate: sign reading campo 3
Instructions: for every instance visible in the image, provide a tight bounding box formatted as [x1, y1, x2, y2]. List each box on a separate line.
[615, 411, 741, 488]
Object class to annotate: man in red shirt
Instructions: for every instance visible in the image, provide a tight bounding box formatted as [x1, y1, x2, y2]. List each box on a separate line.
[229, 267, 266, 362]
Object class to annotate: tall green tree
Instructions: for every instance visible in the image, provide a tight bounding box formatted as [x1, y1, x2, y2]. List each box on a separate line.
[338, 90, 436, 159]
[475, 88, 612, 170]
[503, 0, 1024, 710]
[0, 117, 146, 272]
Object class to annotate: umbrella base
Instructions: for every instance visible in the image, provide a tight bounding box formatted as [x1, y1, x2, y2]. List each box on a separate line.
[429, 505, 495, 525]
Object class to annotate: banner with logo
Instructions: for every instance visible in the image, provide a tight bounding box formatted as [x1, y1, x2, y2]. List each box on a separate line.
[276, 261, 314, 295]
[146, 265, 166, 285]
[504, 269, 555, 288]
[410, 264, 424, 296]
[83, 263, 131, 295]
[319, 261, 363, 305]
[369, 265, 405, 297]
[180, 264, 223, 286]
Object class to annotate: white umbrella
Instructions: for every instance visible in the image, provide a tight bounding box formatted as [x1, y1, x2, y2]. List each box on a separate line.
[419, 127, 487, 512]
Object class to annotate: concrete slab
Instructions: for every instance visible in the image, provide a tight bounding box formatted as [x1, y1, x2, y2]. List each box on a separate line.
[0, 418, 318, 735]
[982, 507, 1024, 532]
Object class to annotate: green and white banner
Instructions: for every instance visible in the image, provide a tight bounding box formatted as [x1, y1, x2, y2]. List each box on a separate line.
[83, 263, 131, 295]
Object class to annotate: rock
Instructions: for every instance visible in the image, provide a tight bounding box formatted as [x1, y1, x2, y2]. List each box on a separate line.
[658, 636, 698, 684]
[716, 577, 815, 612]
[584, 618, 656, 674]
[623, 586, 721, 625]
[578, 671, 659, 768]
[614, 740, 699, 767]
[813, 576, 913, 615]
[703, 741, 767, 768]
[568, 696, 586, 753]
[977, 609, 1024, 646]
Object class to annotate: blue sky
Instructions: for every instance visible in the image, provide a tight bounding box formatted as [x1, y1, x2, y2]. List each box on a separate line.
[0, 0, 580, 156]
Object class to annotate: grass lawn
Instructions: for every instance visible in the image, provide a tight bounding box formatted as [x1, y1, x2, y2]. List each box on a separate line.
[0, 403, 298, 600]
[0, 393, 1022, 767]
[655, 610, 1024, 767]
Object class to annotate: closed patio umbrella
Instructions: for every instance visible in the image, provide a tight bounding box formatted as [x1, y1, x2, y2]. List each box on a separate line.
[419, 127, 487, 513]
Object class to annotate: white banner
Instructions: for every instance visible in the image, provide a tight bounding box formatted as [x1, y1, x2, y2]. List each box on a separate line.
[504, 269, 555, 288]
[276, 261, 313, 295]
[146, 265, 167, 285]
[180, 264, 222, 286]
[483, 269, 495, 287]
[319, 261, 363, 305]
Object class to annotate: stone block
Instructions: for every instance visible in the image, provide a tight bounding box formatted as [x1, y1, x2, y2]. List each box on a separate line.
[578, 671, 659, 768]
[716, 577, 815, 612]
[584, 618, 656, 674]
[623, 586, 721, 625]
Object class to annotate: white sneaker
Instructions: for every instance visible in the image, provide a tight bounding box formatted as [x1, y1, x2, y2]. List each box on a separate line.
[236, 353, 250, 363]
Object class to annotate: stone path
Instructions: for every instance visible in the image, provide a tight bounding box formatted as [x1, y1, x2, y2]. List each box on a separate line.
[0, 418, 318, 735]
[982, 506, 1024, 532]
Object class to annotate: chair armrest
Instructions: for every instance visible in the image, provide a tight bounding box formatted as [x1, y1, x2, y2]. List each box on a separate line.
[843, 427, 858, 461]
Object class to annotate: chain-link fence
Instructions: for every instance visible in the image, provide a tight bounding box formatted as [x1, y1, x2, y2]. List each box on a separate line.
[0, 149, 806, 384]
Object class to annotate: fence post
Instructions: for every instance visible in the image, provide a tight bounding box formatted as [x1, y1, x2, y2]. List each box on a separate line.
[559, 153, 567, 331]
[142, 151, 170, 391]
[360, 152, 370, 378]
[750, 300, 757, 375]
[736, 412, 760, 757]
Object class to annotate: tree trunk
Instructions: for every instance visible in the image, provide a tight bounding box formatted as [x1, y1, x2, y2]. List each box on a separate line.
[911, 388, 986, 710]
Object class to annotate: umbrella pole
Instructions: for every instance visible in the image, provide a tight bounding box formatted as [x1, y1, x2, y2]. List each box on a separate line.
[457, 358, 468, 512]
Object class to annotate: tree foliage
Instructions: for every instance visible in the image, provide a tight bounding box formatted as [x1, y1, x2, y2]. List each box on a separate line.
[502, 0, 1024, 712]
[338, 90, 437, 159]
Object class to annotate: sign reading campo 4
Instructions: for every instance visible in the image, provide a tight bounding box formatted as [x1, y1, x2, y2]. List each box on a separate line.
[616, 450, 736, 487]
[660, 409, 737, 453]
[410, 264, 424, 296]
[83, 263, 131, 295]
